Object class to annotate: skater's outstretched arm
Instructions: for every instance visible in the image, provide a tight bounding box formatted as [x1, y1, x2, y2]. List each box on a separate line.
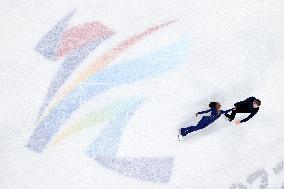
[220, 108, 234, 114]
[240, 109, 258, 123]
[196, 109, 212, 116]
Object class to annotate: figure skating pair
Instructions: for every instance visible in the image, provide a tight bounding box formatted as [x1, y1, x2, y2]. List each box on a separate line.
[178, 97, 261, 141]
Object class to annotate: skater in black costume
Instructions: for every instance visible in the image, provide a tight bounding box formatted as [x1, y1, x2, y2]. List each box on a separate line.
[225, 96, 261, 125]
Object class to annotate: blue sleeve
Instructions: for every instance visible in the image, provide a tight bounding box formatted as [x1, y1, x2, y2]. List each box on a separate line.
[220, 108, 233, 114]
[197, 109, 212, 114]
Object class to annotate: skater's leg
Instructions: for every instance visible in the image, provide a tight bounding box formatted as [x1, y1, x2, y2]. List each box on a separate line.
[224, 113, 232, 121]
[180, 126, 197, 136]
[180, 116, 210, 136]
[225, 109, 237, 121]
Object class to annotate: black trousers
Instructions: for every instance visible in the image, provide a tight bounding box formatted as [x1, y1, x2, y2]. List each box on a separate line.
[226, 109, 237, 120]
[226, 108, 249, 121]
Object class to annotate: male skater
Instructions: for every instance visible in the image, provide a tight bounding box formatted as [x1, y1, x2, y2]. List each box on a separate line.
[225, 96, 261, 125]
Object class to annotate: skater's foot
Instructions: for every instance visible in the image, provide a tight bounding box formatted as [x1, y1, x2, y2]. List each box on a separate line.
[178, 129, 183, 141]
[224, 114, 233, 122]
[227, 117, 233, 122]
[178, 134, 183, 141]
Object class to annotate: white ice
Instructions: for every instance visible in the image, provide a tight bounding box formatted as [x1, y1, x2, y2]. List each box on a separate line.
[0, 0, 284, 188]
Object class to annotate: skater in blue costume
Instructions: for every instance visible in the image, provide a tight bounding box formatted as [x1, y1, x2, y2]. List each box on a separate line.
[178, 102, 234, 141]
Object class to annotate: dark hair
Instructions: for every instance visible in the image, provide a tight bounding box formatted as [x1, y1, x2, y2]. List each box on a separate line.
[209, 102, 218, 108]
[254, 99, 261, 106]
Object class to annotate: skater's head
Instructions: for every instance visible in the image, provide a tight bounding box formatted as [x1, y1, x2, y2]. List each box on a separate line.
[253, 99, 261, 108]
[209, 102, 221, 110]
[216, 102, 221, 110]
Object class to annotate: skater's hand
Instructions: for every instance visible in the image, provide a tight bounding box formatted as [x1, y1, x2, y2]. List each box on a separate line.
[195, 113, 198, 117]
[234, 120, 241, 125]
[233, 107, 237, 110]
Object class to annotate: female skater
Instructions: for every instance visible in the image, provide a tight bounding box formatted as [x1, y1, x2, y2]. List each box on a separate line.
[178, 102, 234, 141]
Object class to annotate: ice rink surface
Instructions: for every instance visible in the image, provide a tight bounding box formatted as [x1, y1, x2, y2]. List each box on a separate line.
[0, 0, 284, 188]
